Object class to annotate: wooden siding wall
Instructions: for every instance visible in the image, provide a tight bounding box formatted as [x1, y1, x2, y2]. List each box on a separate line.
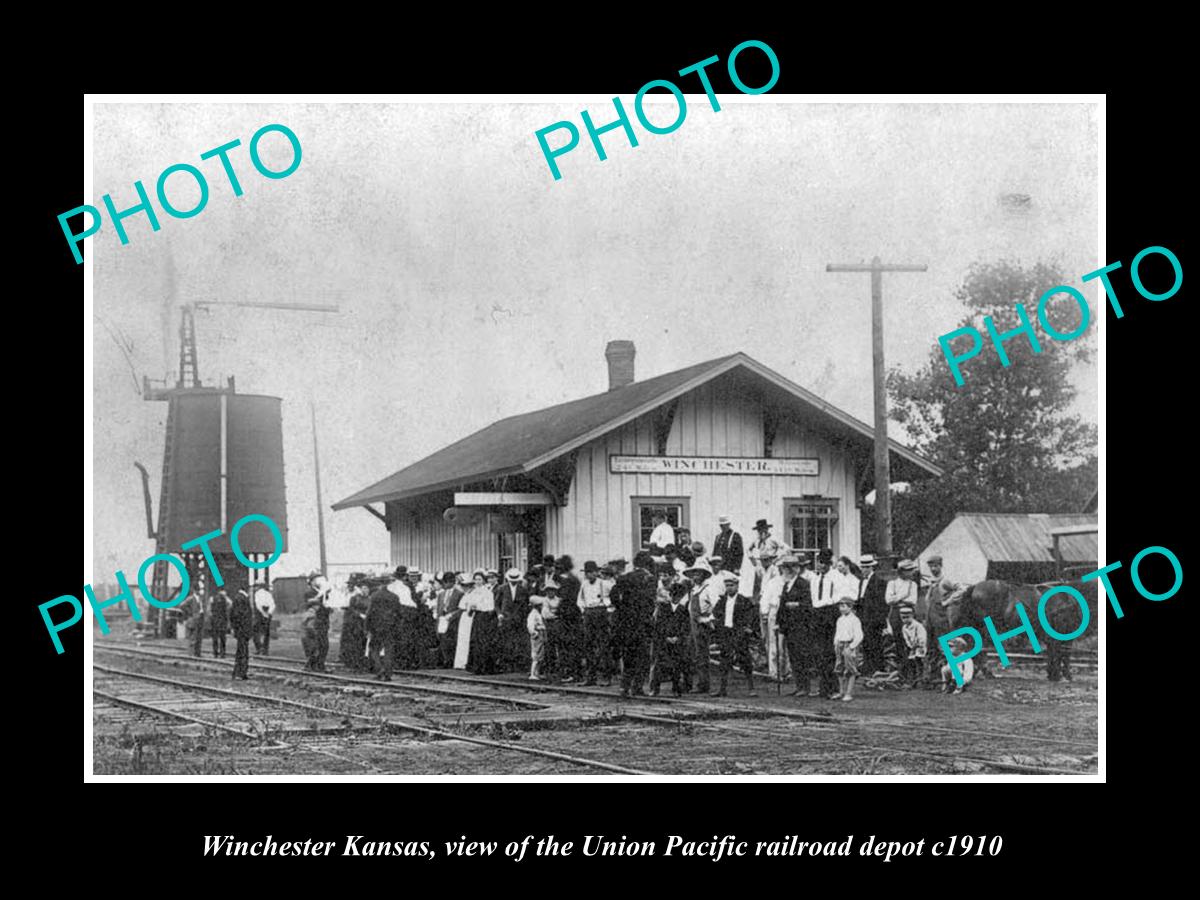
[386, 503, 496, 572]
[546, 382, 861, 562]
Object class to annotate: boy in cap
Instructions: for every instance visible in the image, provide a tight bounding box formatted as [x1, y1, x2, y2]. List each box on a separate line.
[898, 604, 927, 688]
[831, 598, 864, 701]
[712, 571, 760, 697]
[886, 560, 920, 672]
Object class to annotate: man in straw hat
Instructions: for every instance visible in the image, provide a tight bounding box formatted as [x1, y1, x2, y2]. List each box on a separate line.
[886, 559, 921, 671]
[856, 554, 889, 676]
[712, 515, 744, 575]
[775, 554, 818, 697]
[683, 557, 716, 693]
[496, 567, 531, 673]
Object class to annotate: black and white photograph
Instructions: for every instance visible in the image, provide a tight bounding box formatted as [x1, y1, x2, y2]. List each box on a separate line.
[84, 95, 1101, 778]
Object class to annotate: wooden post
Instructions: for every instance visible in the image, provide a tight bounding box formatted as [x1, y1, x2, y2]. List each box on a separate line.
[826, 257, 928, 573]
[311, 398, 328, 578]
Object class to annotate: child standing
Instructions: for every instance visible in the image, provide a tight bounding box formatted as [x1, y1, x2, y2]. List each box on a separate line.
[541, 583, 562, 681]
[941, 636, 975, 694]
[898, 604, 927, 688]
[527, 595, 547, 681]
[831, 598, 863, 701]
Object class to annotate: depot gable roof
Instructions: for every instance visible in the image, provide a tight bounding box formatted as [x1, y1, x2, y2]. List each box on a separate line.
[333, 352, 942, 509]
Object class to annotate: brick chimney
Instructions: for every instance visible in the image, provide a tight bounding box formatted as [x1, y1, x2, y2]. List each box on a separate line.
[605, 340, 636, 391]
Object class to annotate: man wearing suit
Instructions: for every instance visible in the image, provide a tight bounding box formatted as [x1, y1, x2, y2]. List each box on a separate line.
[775, 555, 818, 697]
[435, 571, 465, 668]
[554, 556, 584, 682]
[496, 568, 531, 673]
[856, 554, 889, 676]
[711, 515, 744, 575]
[712, 572, 760, 696]
[365, 577, 401, 681]
[610, 551, 658, 697]
[810, 549, 842, 698]
[229, 588, 255, 680]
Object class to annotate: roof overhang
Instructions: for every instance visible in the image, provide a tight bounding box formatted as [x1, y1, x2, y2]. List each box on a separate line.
[333, 353, 942, 510]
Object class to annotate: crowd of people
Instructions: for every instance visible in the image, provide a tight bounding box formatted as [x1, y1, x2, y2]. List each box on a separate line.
[176, 582, 279, 680]
[319, 513, 977, 700]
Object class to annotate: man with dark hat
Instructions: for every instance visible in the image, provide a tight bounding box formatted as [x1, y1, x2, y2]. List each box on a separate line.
[683, 559, 716, 693]
[610, 550, 658, 697]
[580, 561, 612, 686]
[713, 571, 760, 697]
[390, 566, 422, 669]
[712, 515, 745, 575]
[496, 567, 531, 673]
[434, 571, 465, 668]
[229, 588, 255, 680]
[748, 519, 783, 571]
[340, 575, 371, 671]
[209, 588, 230, 658]
[922, 554, 966, 686]
[856, 554, 889, 676]
[775, 555, 818, 698]
[554, 555, 583, 683]
[651, 579, 693, 696]
[365, 574, 401, 680]
[811, 549, 841, 698]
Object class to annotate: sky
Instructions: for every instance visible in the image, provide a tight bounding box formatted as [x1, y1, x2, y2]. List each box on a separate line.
[91, 99, 1099, 582]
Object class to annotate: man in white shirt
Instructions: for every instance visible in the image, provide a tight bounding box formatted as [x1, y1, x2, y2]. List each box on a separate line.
[886, 559, 920, 671]
[810, 550, 842, 697]
[252, 585, 275, 655]
[580, 561, 612, 685]
[648, 510, 676, 556]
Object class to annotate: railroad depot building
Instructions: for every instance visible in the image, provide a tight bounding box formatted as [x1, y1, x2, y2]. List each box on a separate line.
[333, 342, 941, 573]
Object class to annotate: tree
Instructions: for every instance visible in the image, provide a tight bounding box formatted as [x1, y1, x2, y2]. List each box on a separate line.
[874, 260, 1098, 556]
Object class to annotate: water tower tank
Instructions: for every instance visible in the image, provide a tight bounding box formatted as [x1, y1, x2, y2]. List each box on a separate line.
[161, 390, 288, 555]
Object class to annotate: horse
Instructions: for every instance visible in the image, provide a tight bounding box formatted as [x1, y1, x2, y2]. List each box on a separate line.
[947, 580, 1090, 681]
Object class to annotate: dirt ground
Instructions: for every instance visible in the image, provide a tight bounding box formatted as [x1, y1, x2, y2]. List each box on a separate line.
[91, 622, 1098, 776]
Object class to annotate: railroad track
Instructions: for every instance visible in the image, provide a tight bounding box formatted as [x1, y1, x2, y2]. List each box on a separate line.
[97, 640, 1095, 776]
[92, 660, 660, 776]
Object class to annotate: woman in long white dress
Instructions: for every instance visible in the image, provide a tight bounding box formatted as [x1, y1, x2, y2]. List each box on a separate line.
[454, 570, 488, 669]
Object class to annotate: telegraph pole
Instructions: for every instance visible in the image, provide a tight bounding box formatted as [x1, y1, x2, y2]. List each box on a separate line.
[825, 257, 927, 572]
[311, 397, 328, 577]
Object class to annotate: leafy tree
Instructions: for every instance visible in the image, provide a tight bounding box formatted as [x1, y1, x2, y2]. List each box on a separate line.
[869, 260, 1098, 556]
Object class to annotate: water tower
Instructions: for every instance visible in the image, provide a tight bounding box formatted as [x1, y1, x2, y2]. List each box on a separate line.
[136, 301, 333, 632]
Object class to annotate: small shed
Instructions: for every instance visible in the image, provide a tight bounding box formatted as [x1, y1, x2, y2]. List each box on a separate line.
[919, 512, 1098, 585]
